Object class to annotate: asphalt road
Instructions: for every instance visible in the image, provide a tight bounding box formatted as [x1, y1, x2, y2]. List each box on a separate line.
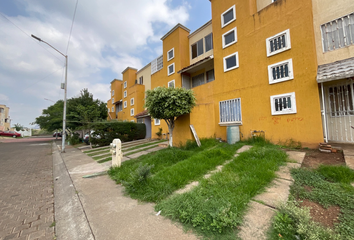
[0, 139, 58, 240]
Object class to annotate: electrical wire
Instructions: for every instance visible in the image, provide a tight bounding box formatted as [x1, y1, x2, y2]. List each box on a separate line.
[66, 0, 79, 55]
[22, 66, 65, 91]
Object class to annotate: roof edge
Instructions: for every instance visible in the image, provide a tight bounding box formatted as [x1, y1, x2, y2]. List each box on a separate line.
[161, 23, 190, 41]
[189, 20, 212, 39]
[122, 67, 138, 75]
[137, 62, 151, 74]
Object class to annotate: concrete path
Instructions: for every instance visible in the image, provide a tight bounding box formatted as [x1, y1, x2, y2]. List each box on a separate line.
[238, 151, 305, 240]
[53, 142, 197, 240]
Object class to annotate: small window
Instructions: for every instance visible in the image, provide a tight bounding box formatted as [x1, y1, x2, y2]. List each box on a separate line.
[266, 29, 291, 57]
[124, 90, 127, 98]
[192, 73, 205, 88]
[111, 107, 114, 112]
[219, 98, 242, 125]
[268, 59, 294, 84]
[191, 39, 204, 59]
[124, 81, 127, 88]
[168, 63, 175, 76]
[139, 76, 143, 84]
[124, 101, 127, 108]
[206, 69, 215, 83]
[222, 27, 237, 48]
[223, 52, 239, 72]
[205, 33, 213, 52]
[167, 48, 174, 61]
[131, 120, 135, 122]
[130, 108, 134, 116]
[154, 119, 160, 125]
[130, 98, 134, 106]
[221, 5, 236, 28]
[112, 90, 114, 96]
[112, 98, 114, 104]
[270, 92, 297, 115]
[168, 80, 175, 88]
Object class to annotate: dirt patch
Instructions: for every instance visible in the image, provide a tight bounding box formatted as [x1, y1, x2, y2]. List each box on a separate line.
[301, 149, 345, 169]
[303, 185, 312, 192]
[299, 199, 341, 228]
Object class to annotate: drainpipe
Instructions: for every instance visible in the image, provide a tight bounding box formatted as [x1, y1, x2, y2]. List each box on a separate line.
[321, 82, 328, 143]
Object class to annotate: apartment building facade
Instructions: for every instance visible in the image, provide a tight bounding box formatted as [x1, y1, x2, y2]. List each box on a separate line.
[0, 104, 11, 131]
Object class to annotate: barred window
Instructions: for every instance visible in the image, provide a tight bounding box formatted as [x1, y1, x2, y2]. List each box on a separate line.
[219, 98, 242, 124]
[151, 55, 163, 74]
[268, 59, 294, 84]
[329, 84, 354, 117]
[270, 92, 297, 115]
[266, 29, 291, 57]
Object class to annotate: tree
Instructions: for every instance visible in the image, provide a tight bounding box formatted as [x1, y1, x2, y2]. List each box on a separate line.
[13, 123, 24, 131]
[145, 87, 196, 147]
[35, 100, 64, 132]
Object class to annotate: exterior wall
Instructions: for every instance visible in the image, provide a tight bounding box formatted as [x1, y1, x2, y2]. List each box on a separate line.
[189, 21, 214, 64]
[0, 105, 10, 131]
[136, 64, 152, 99]
[126, 84, 145, 122]
[312, 0, 354, 65]
[107, 79, 123, 120]
[193, 0, 324, 148]
[257, 0, 274, 12]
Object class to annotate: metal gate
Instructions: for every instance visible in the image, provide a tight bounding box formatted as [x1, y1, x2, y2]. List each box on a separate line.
[325, 79, 354, 142]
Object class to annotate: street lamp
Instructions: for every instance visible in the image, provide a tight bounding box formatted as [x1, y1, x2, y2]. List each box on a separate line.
[32, 34, 68, 153]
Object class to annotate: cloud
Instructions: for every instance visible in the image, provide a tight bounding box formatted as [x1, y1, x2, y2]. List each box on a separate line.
[0, 0, 190, 126]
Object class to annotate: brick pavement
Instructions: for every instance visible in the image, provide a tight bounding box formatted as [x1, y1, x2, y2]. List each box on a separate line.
[0, 142, 55, 240]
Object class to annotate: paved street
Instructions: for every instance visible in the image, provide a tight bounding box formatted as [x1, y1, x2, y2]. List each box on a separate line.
[0, 139, 55, 240]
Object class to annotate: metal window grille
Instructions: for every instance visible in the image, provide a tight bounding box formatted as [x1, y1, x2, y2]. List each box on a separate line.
[219, 98, 242, 123]
[274, 96, 292, 112]
[321, 12, 354, 52]
[329, 84, 354, 117]
[269, 34, 286, 53]
[151, 55, 163, 74]
[272, 63, 289, 80]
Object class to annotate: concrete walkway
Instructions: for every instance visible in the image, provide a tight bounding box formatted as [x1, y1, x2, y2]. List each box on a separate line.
[238, 151, 305, 240]
[52, 142, 197, 240]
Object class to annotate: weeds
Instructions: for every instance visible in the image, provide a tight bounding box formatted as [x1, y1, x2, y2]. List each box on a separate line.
[278, 139, 302, 149]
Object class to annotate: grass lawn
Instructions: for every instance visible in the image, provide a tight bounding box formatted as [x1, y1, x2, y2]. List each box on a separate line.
[267, 165, 354, 240]
[108, 138, 288, 239]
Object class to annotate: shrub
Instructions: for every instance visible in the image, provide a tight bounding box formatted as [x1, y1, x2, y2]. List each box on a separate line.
[68, 132, 81, 145]
[90, 121, 146, 146]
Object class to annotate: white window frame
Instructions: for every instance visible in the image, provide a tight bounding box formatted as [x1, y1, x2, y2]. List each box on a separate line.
[130, 108, 134, 116]
[222, 27, 237, 49]
[154, 119, 160, 126]
[219, 98, 242, 126]
[223, 52, 239, 72]
[168, 63, 175, 76]
[266, 29, 291, 57]
[221, 5, 236, 28]
[124, 81, 127, 88]
[124, 90, 127, 98]
[130, 98, 134, 106]
[111, 107, 114, 112]
[268, 59, 294, 84]
[124, 101, 127, 108]
[167, 48, 174, 61]
[131, 120, 135, 122]
[168, 80, 175, 88]
[112, 98, 114, 104]
[112, 90, 114, 96]
[270, 92, 297, 115]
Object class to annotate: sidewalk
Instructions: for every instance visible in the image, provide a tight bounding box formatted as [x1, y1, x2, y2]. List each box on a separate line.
[52, 143, 197, 240]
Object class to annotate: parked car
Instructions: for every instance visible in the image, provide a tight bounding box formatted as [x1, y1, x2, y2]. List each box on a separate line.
[53, 132, 62, 137]
[83, 131, 100, 145]
[0, 131, 21, 138]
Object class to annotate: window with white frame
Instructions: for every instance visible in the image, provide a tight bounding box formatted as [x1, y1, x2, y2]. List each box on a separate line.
[219, 98, 242, 125]
[130, 108, 134, 116]
[124, 81, 127, 88]
[222, 27, 237, 48]
[139, 76, 143, 84]
[206, 69, 215, 83]
[168, 63, 175, 76]
[131, 120, 135, 122]
[266, 29, 291, 57]
[124, 101, 127, 108]
[221, 5, 236, 28]
[223, 52, 239, 72]
[124, 90, 127, 98]
[130, 98, 134, 106]
[321, 13, 354, 52]
[205, 33, 213, 52]
[168, 80, 175, 88]
[112, 90, 114, 96]
[111, 107, 114, 112]
[270, 92, 297, 115]
[154, 119, 160, 125]
[191, 39, 204, 59]
[112, 98, 114, 104]
[268, 59, 294, 84]
[167, 48, 174, 61]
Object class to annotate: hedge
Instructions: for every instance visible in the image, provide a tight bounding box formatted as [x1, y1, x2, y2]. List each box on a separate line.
[90, 121, 146, 146]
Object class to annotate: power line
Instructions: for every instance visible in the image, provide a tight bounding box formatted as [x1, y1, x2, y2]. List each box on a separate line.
[0, 11, 64, 63]
[22, 66, 65, 91]
[66, 0, 79, 55]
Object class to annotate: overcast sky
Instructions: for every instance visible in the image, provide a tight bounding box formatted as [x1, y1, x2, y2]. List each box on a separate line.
[0, 0, 211, 128]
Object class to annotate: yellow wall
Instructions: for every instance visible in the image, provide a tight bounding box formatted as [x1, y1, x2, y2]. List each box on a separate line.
[312, 0, 354, 65]
[189, 21, 214, 64]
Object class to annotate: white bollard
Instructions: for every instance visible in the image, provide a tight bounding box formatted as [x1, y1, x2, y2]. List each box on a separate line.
[110, 139, 122, 167]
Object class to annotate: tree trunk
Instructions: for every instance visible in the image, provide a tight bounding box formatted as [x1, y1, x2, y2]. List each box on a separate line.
[168, 125, 173, 147]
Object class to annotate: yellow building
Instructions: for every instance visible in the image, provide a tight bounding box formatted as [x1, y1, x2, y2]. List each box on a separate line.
[313, 0, 354, 143]
[0, 104, 11, 131]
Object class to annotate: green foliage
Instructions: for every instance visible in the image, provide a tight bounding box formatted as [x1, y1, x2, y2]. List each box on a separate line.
[278, 138, 302, 149]
[35, 100, 64, 132]
[121, 164, 154, 193]
[156, 127, 162, 138]
[156, 144, 287, 238]
[13, 123, 24, 131]
[317, 165, 354, 184]
[90, 121, 146, 146]
[67, 132, 81, 145]
[268, 201, 341, 240]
